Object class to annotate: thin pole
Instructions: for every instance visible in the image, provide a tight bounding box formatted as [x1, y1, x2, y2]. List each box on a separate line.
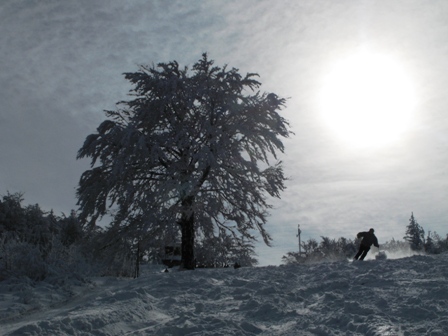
[297, 224, 302, 255]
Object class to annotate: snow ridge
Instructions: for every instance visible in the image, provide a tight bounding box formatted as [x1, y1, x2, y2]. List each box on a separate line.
[2, 254, 448, 335]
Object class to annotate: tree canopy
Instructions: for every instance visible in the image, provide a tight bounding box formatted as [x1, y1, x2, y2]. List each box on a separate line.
[77, 54, 291, 269]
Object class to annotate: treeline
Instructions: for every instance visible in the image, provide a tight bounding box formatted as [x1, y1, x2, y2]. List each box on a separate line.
[282, 213, 448, 265]
[0, 192, 257, 281]
[0, 192, 94, 281]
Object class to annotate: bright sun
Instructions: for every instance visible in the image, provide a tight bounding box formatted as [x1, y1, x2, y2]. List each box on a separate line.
[319, 50, 416, 148]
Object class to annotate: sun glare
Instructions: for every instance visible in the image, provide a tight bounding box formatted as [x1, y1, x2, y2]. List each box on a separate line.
[319, 50, 415, 148]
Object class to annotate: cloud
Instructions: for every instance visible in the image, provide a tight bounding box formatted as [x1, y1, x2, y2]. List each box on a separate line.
[1, 0, 447, 265]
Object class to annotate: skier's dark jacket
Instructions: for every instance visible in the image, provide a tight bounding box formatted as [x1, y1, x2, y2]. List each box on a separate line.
[357, 231, 379, 248]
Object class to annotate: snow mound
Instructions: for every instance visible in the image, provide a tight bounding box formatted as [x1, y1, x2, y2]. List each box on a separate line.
[2, 255, 448, 335]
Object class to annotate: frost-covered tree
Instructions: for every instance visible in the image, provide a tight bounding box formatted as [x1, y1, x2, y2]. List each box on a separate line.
[381, 238, 409, 253]
[58, 210, 84, 246]
[0, 193, 54, 252]
[0, 192, 26, 237]
[77, 54, 291, 270]
[441, 234, 448, 252]
[423, 231, 448, 254]
[404, 213, 425, 251]
[301, 238, 319, 256]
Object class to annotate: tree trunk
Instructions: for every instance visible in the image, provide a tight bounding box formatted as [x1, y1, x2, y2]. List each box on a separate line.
[180, 196, 195, 270]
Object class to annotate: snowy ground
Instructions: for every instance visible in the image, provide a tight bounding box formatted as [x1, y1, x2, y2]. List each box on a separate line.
[1, 253, 448, 336]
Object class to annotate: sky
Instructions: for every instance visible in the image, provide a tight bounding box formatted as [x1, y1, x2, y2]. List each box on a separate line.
[1, 0, 447, 265]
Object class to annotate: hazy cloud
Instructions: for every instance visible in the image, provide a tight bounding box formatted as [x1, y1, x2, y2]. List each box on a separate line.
[1, 0, 447, 265]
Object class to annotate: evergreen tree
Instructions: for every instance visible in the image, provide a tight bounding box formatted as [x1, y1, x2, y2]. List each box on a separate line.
[424, 231, 436, 254]
[0, 192, 26, 238]
[424, 231, 448, 254]
[442, 234, 448, 252]
[58, 210, 84, 246]
[77, 54, 291, 269]
[404, 213, 425, 251]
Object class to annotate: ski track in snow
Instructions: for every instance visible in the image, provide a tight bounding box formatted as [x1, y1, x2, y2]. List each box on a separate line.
[1, 254, 448, 335]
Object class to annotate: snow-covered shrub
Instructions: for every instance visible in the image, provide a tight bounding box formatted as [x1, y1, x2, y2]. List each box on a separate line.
[45, 237, 96, 279]
[92, 242, 135, 277]
[0, 237, 47, 281]
[195, 234, 258, 268]
[282, 236, 357, 265]
[375, 251, 387, 260]
[83, 227, 137, 277]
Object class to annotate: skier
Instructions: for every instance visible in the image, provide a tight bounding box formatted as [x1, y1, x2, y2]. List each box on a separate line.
[354, 228, 379, 260]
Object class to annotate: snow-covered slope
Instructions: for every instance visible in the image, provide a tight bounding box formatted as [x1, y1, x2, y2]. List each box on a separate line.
[1, 254, 448, 335]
